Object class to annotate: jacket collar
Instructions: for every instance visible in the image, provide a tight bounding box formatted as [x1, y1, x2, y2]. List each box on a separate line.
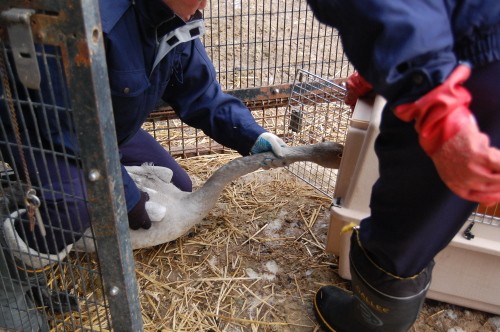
[134, 0, 181, 36]
[100, 0, 205, 41]
[99, 0, 133, 34]
[99, 0, 178, 35]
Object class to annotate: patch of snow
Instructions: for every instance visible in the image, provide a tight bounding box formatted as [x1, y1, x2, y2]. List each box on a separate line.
[245, 267, 276, 281]
[265, 219, 283, 234]
[245, 268, 260, 279]
[446, 310, 458, 320]
[260, 273, 276, 281]
[208, 256, 218, 268]
[265, 260, 279, 274]
[487, 316, 500, 330]
[447, 328, 465, 332]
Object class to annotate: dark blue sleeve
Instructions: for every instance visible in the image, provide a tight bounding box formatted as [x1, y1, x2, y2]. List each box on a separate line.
[307, 0, 457, 106]
[121, 164, 140, 213]
[161, 39, 266, 155]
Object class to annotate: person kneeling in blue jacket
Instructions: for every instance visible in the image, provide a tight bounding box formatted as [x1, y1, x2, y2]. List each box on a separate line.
[0, 1, 285, 330]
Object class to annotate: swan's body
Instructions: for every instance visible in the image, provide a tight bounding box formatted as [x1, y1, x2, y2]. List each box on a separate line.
[4, 142, 342, 258]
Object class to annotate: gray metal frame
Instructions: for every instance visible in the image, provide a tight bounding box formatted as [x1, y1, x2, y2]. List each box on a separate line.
[1, 1, 142, 330]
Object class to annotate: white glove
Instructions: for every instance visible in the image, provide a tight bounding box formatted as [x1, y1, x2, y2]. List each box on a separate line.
[250, 132, 287, 157]
[125, 164, 176, 222]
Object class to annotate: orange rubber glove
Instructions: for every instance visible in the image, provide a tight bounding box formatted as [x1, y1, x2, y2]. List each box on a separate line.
[394, 64, 500, 205]
[344, 71, 373, 110]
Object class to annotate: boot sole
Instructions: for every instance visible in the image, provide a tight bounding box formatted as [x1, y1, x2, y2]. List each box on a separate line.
[313, 290, 337, 332]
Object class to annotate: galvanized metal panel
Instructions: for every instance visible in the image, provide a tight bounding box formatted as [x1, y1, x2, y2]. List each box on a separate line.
[0, 1, 143, 331]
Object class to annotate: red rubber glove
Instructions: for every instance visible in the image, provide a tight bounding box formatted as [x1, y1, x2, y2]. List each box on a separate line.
[394, 64, 500, 205]
[127, 191, 152, 230]
[344, 71, 373, 110]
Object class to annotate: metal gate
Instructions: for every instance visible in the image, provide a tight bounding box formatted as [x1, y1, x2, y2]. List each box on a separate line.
[0, 1, 351, 331]
[0, 1, 142, 330]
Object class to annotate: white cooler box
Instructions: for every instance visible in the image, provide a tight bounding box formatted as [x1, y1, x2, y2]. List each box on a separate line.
[326, 96, 500, 315]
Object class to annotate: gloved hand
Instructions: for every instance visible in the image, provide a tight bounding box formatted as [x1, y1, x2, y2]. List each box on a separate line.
[344, 71, 373, 110]
[250, 132, 287, 158]
[394, 64, 500, 205]
[127, 191, 152, 230]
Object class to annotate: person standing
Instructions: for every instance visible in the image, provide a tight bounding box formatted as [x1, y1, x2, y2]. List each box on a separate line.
[305, 1, 500, 331]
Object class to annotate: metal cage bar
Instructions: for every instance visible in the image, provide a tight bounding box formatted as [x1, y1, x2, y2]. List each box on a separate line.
[203, 0, 351, 90]
[0, 1, 142, 331]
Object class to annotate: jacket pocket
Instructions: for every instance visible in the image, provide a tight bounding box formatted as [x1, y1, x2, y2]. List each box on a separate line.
[108, 69, 150, 97]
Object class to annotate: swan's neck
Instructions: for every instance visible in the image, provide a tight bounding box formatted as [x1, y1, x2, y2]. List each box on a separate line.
[188, 154, 265, 208]
[188, 142, 343, 209]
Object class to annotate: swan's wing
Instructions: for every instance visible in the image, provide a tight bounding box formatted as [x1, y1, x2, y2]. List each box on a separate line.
[144, 164, 174, 184]
[125, 164, 174, 189]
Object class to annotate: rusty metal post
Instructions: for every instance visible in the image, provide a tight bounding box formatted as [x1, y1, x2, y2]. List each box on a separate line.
[63, 1, 144, 331]
[0, 0, 143, 330]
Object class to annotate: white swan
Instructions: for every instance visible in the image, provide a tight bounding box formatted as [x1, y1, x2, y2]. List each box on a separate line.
[73, 141, 343, 251]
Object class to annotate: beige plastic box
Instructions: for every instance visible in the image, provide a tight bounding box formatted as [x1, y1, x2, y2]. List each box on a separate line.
[326, 96, 500, 315]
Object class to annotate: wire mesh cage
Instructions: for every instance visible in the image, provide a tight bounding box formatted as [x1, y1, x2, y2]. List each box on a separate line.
[1, 1, 500, 330]
[0, 2, 141, 331]
[145, 0, 353, 197]
[145, 69, 350, 199]
[146, 0, 353, 159]
[0, 29, 109, 332]
[203, 0, 351, 90]
[282, 69, 348, 198]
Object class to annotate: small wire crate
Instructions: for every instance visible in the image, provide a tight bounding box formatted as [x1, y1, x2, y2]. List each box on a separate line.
[282, 69, 350, 198]
[326, 96, 500, 315]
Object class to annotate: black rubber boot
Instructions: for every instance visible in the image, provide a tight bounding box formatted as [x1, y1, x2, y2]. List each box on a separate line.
[30, 282, 80, 314]
[314, 230, 433, 332]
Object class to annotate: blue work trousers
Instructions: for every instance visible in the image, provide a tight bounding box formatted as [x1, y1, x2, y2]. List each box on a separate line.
[359, 61, 500, 277]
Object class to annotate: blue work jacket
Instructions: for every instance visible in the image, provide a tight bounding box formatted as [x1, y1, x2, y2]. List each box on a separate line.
[306, 0, 500, 107]
[1, 1, 266, 213]
[0, 1, 265, 153]
[101, 0, 266, 210]
[101, 0, 265, 152]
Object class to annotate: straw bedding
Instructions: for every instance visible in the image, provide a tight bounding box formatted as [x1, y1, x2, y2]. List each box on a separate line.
[46, 153, 497, 331]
